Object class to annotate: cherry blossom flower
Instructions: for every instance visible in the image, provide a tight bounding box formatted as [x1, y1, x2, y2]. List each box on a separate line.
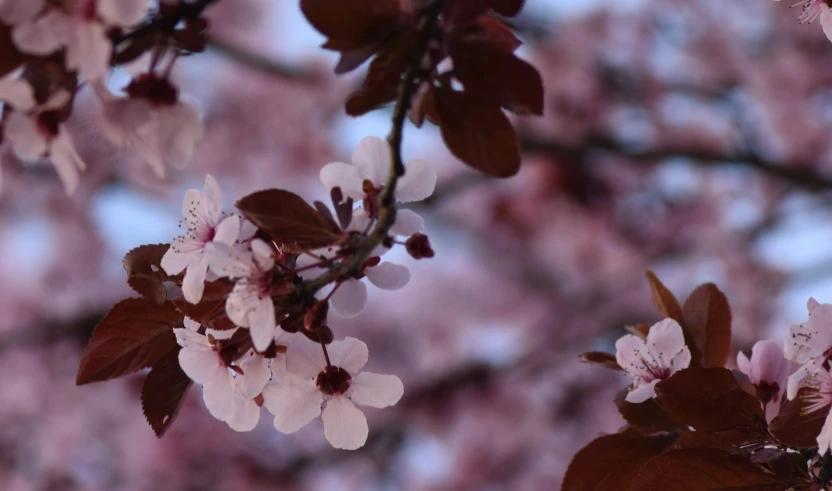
[0, 79, 86, 194]
[784, 298, 832, 400]
[261, 337, 403, 450]
[319, 136, 436, 238]
[205, 239, 277, 352]
[298, 251, 410, 318]
[737, 340, 791, 422]
[11, 0, 150, 82]
[615, 318, 692, 403]
[0, 0, 43, 26]
[92, 76, 204, 176]
[161, 175, 242, 304]
[174, 318, 271, 432]
[782, 0, 832, 42]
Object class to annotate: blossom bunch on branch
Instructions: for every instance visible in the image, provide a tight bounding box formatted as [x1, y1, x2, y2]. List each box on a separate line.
[567, 272, 832, 490]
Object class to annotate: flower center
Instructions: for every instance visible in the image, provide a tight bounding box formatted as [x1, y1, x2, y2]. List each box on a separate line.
[316, 366, 352, 395]
[362, 180, 383, 220]
[756, 380, 781, 404]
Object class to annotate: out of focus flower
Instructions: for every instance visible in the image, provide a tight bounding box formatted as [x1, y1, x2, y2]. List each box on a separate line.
[785, 298, 832, 400]
[175, 319, 271, 432]
[319, 135, 436, 237]
[737, 340, 790, 421]
[262, 337, 403, 450]
[0, 79, 86, 194]
[93, 75, 204, 176]
[12, 0, 150, 81]
[206, 239, 276, 352]
[0, 0, 43, 26]
[615, 318, 692, 403]
[161, 174, 241, 304]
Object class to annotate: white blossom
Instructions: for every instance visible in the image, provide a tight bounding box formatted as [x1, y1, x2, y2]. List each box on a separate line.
[174, 318, 271, 432]
[161, 175, 243, 304]
[615, 318, 692, 403]
[262, 337, 403, 450]
[737, 339, 791, 422]
[205, 239, 277, 352]
[785, 298, 832, 400]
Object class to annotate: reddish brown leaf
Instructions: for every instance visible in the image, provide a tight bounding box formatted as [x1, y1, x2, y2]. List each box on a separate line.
[631, 449, 782, 491]
[615, 390, 685, 434]
[141, 347, 192, 437]
[123, 244, 169, 304]
[769, 388, 827, 448]
[579, 351, 622, 371]
[561, 429, 676, 491]
[173, 280, 237, 331]
[434, 87, 520, 177]
[300, 0, 401, 53]
[454, 16, 522, 52]
[683, 283, 732, 368]
[624, 323, 653, 338]
[236, 189, 341, 253]
[0, 24, 30, 77]
[644, 271, 685, 325]
[345, 43, 409, 116]
[670, 429, 767, 451]
[489, 0, 525, 17]
[443, 0, 490, 24]
[76, 299, 182, 385]
[655, 368, 764, 433]
[449, 39, 543, 115]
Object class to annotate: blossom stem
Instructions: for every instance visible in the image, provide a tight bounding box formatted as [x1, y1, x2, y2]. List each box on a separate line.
[301, 0, 447, 295]
[112, 0, 220, 46]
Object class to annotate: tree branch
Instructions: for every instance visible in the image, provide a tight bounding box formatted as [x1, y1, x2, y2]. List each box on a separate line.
[522, 134, 832, 191]
[302, 0, 448, 294]
[206, 37, 314, 81]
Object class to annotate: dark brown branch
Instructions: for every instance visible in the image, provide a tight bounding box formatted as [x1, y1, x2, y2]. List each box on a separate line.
[112, 0, 219, 45]
[522, 134, 832, 191]
[302, 0, 448, 294]
[206, 37, 315, 81]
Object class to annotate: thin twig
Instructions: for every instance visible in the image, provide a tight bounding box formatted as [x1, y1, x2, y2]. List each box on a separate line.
[206, 37, 314, 81]
[302, 0, 448, 294]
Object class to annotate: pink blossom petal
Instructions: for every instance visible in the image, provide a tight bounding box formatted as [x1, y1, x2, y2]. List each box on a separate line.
[161, 242, 200, 276]
[823, 4, 832, 43]
[181, 256, 209, 304]
[66, 21, 111, 81]
[749, 339, 790, 387]
[0, 78, 35, 110]
[174, 327, 211, 349]
[202, 369, 234, 421]
[669, 347, 691, 373]
[286, 339, 327, 379]
[183, 318, 201, 332]
[819, 409, 832, 456]
[214, 215, 241, 246]
[225, 285, 260, 327]
[178, 345, 222, 384]
[323, 396, 368, 450]
[809, 297, 821, 312]
[12, 9, 70, 56]
[352, 136, 390, 187]
[327, 337, 369, 374]
[736, 351, 752, 380]
[0, 0, 43, 25]
[238, 354, 271, 398]
[625, 379, 660, 404]
[262, 372, 322, 434]
[5, 111, 47, 160]
[205, 242, 255, 279]
[787, 363, 815, 400]
[348, 208, 372, 233]
[350, 372, 403, 408]
[390, 209, 424, 236]
[614, 334, 646, 375]
[365, 262, 410, 290]
[397, 159, 437, 202]
[251, 239, 275, 271]
[320, 162, 363, 200]
[806, 304, 832, 358]
[645, 319, 686, 360]
[98, 0, 149, 27]
[248, 297, 276, 352]
[224, 395, 260, 432]
[331, 279, 367, 317]
[50, 128, 86, 194]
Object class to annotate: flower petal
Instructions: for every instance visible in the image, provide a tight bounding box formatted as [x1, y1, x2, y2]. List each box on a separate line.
[327, 337, 369, 374]
[322, 395, 368, 450]
[203, 174, 222, 223]
[331, 279, 367, 317]
[224, 395, 260, 432]
[390, 209, 424, 236]
[822, 4, 832, 44]
[98, 0, 150, 27]
[320, 162, 363, 200]
[12, 10, 70, 56]
[0, 78, 35, 110]
[626, 379, 660, 404]
[286, 338, 327, 379]
[645, 318, 686, 360]
[397, 159, 436, 202]
[205, 242, 255, 279]
[5, 111, 47, 160]
[66, 21, 111, 82]
[213, 215, 240, 246]
[736, 350, 752, 381]
[261, 373, 322, 434]
[202, 369, 234, 421]
[0, 0, 43, 25]
[352, 136, 390, 187]
[181, 256, 208, 304]
[50, 128, 86, 194]
[248, 297, 276, 352]
[174, 327, 212, 349]
[365, 262, 410, 290]
[179, 345, 222, 384]
[350, 372, 403, 408]
[161, 239, 200, 275]
[238, 354, 272, 398]
[819, 408, 832, 456]
[749, 339, 790, 387]
[251, 239, 275, 271]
